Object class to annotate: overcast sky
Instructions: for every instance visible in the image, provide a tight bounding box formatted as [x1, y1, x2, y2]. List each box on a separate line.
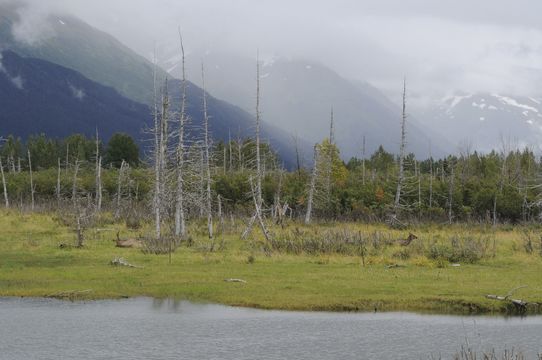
[9, 0, 542, 107]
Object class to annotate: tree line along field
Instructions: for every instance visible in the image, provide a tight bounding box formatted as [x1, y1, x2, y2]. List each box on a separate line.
[1, 132, 542, 224]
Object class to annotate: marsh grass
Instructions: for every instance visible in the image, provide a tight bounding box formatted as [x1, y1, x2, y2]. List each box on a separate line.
[0, 209, 541, 314]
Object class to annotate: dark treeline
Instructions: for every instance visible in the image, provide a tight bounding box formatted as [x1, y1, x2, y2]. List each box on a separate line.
[1, 132, 541, 224]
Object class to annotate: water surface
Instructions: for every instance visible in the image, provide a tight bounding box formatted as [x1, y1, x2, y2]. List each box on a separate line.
[1, 297, 541, 359]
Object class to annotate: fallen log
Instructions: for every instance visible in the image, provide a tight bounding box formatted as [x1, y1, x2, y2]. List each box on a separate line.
[110, 257, 143, 269]
[224, 278, 247, 283]
[486, 286, 538, 312]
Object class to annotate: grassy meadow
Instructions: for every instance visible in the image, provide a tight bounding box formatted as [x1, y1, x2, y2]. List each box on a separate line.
[0, 209, 541, 314]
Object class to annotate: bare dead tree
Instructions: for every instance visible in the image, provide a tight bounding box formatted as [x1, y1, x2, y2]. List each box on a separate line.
[115, 160, 127, 219]
[329, 106, 335, 145]
[152, 51, 162, 240]
[241, 53, 266, 239]
[362, 135, 366, 186]
[0, 156, 8, 208]
[448, 162, 455, 224]
[392, 78, 407, 221]
[293, 133, 302, 178]
[28, 150, 35, 211]
[429, 142, 433, 209]
[72, 159, 80, 210]
[174, 27, 187, 238]
[65, 142, 70, 171]
[95, 128, 102, 212]
[305, 144, 319, 224]
[56, 157, 61, 205]
[249, 176, 272, 244]
[201, 62, 213, 239]
[255, 51, 263, 207]
[228, 129, 233, 171]
[323, 108, 334, 204]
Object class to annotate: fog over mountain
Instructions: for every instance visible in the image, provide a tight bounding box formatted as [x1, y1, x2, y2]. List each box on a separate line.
[5, 0, 542, 104]
[3, 0, 542, 154]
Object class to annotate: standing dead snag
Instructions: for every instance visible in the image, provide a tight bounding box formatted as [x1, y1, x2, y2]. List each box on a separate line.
[249, 176, 272, 244]
[254, 51, 263, 208]
[27, 150, 35, 211]
[201, 63, 213, 239]
[56, 158, 61, 205]
[305, 144, 319, 224]
[95, 128, 102, 213]
[361, 135, 366, 186]
[174, 27, 187, 239]
[115, 160, 128, 219]
[392, 78, 407, 222]
[0, 156, 8, 208]
[152, 52, 162, 240]
[72, 159, 80, 211]
[241, 53, 271, 243]
[448, 162, 455, 224]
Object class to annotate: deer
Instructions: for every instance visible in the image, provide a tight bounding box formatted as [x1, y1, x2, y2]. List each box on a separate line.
[398, 233, 418, 246]
[115, 231, 143, 248]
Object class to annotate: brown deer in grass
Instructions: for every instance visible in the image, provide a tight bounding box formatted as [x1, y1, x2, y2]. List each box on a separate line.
[398, 233, 418, 246]
[115, 231, 143, 248]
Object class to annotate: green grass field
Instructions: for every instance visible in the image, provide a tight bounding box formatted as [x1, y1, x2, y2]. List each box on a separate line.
[1, 209, 541, 314]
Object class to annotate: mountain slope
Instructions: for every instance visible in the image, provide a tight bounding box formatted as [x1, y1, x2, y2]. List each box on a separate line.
[0, 1, 158, 105]
[0, 3, 302, 166]
[163, 52, 448, 159]
[420, 93, 542, 152]
[0, 50, 302, 167]
[0, 50, 150, 141]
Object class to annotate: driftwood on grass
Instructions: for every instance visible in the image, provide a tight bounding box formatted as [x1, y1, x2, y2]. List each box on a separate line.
[110, 257, 142, 268]
[486, 285, 538, 312]
[224, 278, 247, 283]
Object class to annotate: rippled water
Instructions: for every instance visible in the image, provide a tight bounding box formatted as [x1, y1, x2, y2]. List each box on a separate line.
[1, 297, 541, 359]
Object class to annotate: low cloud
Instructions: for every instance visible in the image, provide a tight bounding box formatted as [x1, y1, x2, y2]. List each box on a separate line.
[5, 0, 542, 106]
[0, 50, 25, 90]
[10, 1, 56, 45]
[69, 83, 85, 100]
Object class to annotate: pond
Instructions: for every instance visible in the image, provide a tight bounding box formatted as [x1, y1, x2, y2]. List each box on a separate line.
[1, 297, 541, 359]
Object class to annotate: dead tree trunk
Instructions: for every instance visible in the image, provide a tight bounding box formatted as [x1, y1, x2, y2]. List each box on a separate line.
[255, 52, 263, 208]
[393, 79, 407, 220]
[56, 157, 61, 205]
[448, 163, 454, 224]
[305, 144, 319, 225]
[249, 176, 272, 244]
[201, 63, 213, 239]
[28, 150, 35, 211]
[153, 54, 162, 240]
[429, 144, 433, 209]
[115, 160, 126, 219]
[362, 135, 366, 186]
[0, 157, 8, 208]
[72, 159, 79, 211]
[174, 28, 187, 238]
[95, 129, 102, 212]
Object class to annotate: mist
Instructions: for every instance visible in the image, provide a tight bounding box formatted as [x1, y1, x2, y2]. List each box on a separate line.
[4, 0, 542, 108]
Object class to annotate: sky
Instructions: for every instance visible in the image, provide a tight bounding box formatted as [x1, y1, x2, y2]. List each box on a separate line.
[7, 0, 542, 107]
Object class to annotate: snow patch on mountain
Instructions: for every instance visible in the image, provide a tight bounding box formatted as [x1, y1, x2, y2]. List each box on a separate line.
[492, 94, 539, 113]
